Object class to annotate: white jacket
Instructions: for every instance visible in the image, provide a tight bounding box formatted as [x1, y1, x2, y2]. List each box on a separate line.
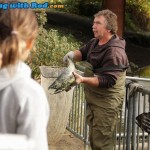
[0, 62, 50, 150]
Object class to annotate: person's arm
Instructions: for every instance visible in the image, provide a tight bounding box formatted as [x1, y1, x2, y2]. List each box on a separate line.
[63, 50, 82, 62]
[96, 46, 129, 88]
[63, 38, 97, 63]
[73, 50, 82, 61]
[73, 71, 99, 87]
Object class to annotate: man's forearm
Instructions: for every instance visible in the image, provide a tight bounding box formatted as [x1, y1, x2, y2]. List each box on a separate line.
[73, 50, 82, 61]
[82, 76, 99, 87]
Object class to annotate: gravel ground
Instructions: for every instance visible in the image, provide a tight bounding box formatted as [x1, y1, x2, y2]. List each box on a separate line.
[49, 130, 90, 150]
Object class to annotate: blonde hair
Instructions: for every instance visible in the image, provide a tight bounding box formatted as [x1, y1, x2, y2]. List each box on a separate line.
[0, 0, 38, 68]
[94, 9, 118, 34]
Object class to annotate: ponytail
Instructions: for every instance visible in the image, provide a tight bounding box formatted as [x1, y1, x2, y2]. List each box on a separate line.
[0, 2, 38, 68]
[1, 34, 26, 68]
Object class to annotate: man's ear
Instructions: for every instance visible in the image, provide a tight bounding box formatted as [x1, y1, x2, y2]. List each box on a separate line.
[26, 38, 34, 50]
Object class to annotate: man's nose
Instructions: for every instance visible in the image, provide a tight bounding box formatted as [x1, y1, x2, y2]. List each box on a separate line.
[92, 24, 95, 29]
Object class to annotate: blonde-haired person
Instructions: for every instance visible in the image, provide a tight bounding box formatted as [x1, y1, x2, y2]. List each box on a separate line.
[0, 1, 49, 150]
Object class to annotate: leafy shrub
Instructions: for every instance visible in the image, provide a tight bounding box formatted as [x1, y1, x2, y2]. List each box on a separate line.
[125, 12, 142, 32]
[126, 0, 150, 31]
[27, 11, 81, 79]
[62, 0, 102, 18]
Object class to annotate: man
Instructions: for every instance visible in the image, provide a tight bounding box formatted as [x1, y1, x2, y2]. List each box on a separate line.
[63, 9, 129, 150]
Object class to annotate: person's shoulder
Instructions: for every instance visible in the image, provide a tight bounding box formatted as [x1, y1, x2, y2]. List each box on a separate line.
[86, 38, 98, 46]
[108, 35, 125, 50]
[89, 38, 98, 43]
[14, 77, 41, 88]
[12, 77, 46, 99]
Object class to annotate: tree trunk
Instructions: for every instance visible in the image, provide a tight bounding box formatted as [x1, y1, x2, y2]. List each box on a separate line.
[102, 0, 125, 37]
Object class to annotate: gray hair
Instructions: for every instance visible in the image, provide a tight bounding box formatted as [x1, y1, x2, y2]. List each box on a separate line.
[94, 9, 118, 34]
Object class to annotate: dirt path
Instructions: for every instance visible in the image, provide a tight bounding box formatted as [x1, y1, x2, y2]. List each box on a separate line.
[49, 130, 90, 150]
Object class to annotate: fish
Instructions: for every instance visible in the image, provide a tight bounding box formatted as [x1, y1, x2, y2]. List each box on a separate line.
[75, 61, 94, 77]
[48, 57, 77, 94]
[48, 57, 94, 94]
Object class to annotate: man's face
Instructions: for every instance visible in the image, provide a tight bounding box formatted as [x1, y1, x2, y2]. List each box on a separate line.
[92, 15, 108, 39]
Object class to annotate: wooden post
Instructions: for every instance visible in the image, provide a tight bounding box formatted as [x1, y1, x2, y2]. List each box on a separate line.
[102, 0, 125, 37]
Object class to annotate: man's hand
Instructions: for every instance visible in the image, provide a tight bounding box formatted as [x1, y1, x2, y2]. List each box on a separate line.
[73, 71, 84, 84]
[63, 51, 74, 63]
[73, 71, 99, 87]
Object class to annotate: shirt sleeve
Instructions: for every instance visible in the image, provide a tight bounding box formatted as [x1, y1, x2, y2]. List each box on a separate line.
[98, 72, 120, 88]
[97, 47, 128, 88]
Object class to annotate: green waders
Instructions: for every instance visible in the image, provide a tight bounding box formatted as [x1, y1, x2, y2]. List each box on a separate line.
[84, 72, 126, 150]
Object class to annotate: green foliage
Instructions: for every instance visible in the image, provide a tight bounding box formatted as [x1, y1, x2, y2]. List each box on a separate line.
[27, 0, 65, 3]
[138, 65, 150, 78]
[36, 10, 47, 27]
[127, 62, 150, 78]
[62, 0, 102, 17]
[126, 0, 150, 31]
[27, 11, 81, 79]
[125, 13, 142, 32]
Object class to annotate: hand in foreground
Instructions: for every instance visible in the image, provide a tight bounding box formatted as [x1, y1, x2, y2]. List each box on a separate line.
[73, 71, 84, 84]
